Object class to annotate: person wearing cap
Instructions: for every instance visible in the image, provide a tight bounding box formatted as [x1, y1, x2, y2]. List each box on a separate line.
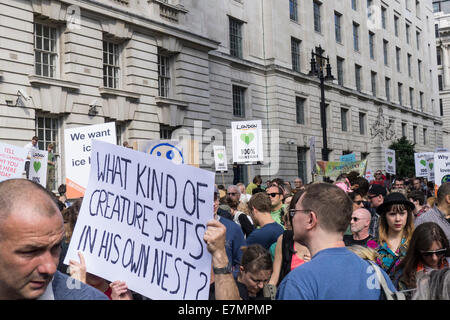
[367, 184, 387, 239]
[367, 192, 415, 279]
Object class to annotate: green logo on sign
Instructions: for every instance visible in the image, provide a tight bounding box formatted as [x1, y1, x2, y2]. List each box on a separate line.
[217, 153, 224, 160]
[240, 133, 255, 145]
[429, 163, 434, 170]
[33, 161, 41, 173]
[420, 160, 427, 167]
[387, 157, 393, 164]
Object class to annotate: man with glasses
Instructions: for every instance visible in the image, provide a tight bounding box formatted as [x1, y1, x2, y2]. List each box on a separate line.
[344, 208, 373, 246]
[246, 192, 284, 250]
[277, 183, 396, 299]
[266, 185, 285, 227]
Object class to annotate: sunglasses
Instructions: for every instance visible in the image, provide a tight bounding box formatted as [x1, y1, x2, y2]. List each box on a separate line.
[354, 200, 364, 205]
[227, 192, 238, 196]
[351, 217, 360, 222]
[368, 194, 379, 199]
[267, 193, 281, 198]
[421, 249, 447, 257]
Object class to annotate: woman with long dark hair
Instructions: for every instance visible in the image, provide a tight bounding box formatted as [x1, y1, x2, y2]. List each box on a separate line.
[392, 222, 449, 296]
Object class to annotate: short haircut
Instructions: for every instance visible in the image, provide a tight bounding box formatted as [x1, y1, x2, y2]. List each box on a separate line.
[248, 192, 272, 214]
[32, 136, 38, 141]
[253, 175, 262, 184]
[299, 183, 353, 234]
[437, 182, 450, 205]
[240, 244, 273, 273]
[227, 184, 240, 195]
[355, 177, 369, 196]
[408, 189, 425, 205]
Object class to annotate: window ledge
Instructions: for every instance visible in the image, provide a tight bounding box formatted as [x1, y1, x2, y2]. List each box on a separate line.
[155, 96, 189, 108]
[149, 0, 188, 22]
[99, 87, 140, 100]
[28, 75, 80, 90]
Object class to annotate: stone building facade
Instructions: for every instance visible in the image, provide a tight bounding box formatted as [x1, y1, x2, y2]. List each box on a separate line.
[0, 0, 443, 189]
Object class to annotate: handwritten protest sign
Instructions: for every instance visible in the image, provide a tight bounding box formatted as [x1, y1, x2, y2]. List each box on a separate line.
[0, 142, 28, 182]
[385, 149, 396, 175]
[64, 122, 116, 198]
[414, 152, 434, 177]
[64, 140, 215, 300]
[434, 152, 450, 187]
[28, 149, 48, 187]
[213, 146, 228, 172]
[232, 120, 264, 164]
[316, 159, 367, 177]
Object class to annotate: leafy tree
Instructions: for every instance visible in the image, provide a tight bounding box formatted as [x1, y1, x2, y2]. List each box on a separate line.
[388, 136, 416, 178]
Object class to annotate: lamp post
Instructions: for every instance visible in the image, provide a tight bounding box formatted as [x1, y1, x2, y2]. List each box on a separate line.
[309, 45, 334, 161]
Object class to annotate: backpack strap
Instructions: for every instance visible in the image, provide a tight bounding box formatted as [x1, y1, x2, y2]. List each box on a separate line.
[368, 261, 406, 300]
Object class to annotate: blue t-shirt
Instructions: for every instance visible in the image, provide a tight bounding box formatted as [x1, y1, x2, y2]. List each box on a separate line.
[219, 216, 246, 271]
[246, 222, 284, 250]
[277, 247, 396, 300]
[52, 271, 109, 300]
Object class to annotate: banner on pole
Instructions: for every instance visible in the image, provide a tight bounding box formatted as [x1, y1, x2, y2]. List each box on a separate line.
[28, 149, 48, 187]
[385, 149, 396, 175]
[213, 145, 228, 172]
[316, 159, 367, 178]
[231, 120, 264, 164]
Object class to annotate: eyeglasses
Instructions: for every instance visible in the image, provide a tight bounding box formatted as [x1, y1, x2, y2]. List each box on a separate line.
[289, 209, 311, 217]
[267, 193, 281, 198]
[421, 249, 447, 258]
[354, 200, 364, 205]
[227, 192, 238, 196]
[368, 194, 379, 199]
[351, 217, 360, 222]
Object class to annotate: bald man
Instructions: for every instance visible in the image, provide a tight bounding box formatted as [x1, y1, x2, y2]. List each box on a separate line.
[343, 208, 374, 246]
[0, 179, 108, 300]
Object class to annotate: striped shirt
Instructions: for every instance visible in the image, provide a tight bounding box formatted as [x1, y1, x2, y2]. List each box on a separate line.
[415, 205, 450, 243]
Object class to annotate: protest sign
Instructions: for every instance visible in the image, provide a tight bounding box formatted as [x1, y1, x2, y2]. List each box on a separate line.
[434, 152, 450, 187]
[64, 140, 215, 300]
[0, 142, 28, 182]
[414, 152, 434, 177]
[340, 153, 356, 163]
[365, 167, 375, 182]
[426, 154, 435, 182]
[435, 148, 449, 153]
[64, 122, 116, 198]
[385, 149, 396, 175]
[28, 149, 48, 187]
[316, 159, 367, 177]
[213, 145, 228, 172]
[232, 120, 264, 164]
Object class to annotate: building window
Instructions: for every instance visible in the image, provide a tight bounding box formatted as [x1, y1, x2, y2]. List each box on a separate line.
[385, 77, 391, 102]
[394, 15, 399, 37]
[297, 147, 307, 184]
[383, 40, 389, 66]
[229, 17, 243, 58]
[416, 0, 421, 17]
[160, 125, 175, 140]
[335, 12, 342, 43]
[423, 127, 427, 145]
[341, 108, 348, 132]
[352, 0, 358, 11]
[371, 71, 377, 97]
[296, 97, 305, 125]
[418, 60, 422, 82]
[402, 123, 407, 138]
[361, 152, 369, 160]
[337, 56, 344, 86]
[440, 98, 444, 116]
[381, 6, 387, 29]
[359, 112, 366, 135]
[419, 92, 424, 111]
[103, 40, 120, 88]
[416, 31, 420, 50]
[313, 1, 322, 33]
[290, 0, 298, 22]
[291, 37, 301, 72]
[437, 48, 442, 65]
[413, 125, 417, 144]
[396, 47, 401, 72]
[232, 85, 246, 117]
[355, 64, 362, 92]
[353, 22, 360, 51]
[409, 87, 414, 108]
[407, 53, 412, 77]
[439, 75, 443, 91]
[435, 24, 440, 38]
[367, 0, 373, 18]
[398, 82, 403, 105]
[158, 50, 171, 97]
[406, 23, 410, 44]
[36, 116, 59, 190]
[34, 22, 57, 78]
[369, 32, 375, 59]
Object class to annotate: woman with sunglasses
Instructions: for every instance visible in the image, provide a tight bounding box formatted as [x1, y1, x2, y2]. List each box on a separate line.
[367, 192, 415, 279]
[392, 222, 449, 298]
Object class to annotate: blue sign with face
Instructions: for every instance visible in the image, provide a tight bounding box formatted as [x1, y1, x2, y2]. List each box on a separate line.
[150, 142, 184, 164]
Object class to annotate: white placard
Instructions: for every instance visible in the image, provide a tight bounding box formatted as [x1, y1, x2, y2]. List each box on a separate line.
[0, 142, 28, 182]
[213, 145, 228, 172]
[64, 122, 116, 198]
[231, 120, 264, 164]
[434, 152, 450, 186]
[426, 154, 435, 182]
[365, 167, 375, 182]
[414, 152, 434, 178]
[28, 149, 48, 187]
[385, 149, 396, 175]
[64, 140, 214, 300]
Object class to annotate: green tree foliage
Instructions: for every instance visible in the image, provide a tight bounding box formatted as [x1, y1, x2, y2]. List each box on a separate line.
[388, 136, 415, 178]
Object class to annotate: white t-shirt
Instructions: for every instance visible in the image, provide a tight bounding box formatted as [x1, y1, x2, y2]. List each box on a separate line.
[24, 142, 38, 161]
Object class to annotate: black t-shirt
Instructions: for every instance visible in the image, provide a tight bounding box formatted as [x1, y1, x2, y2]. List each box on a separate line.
[343, 234, 373, 247]
[209, 279, 269, 300]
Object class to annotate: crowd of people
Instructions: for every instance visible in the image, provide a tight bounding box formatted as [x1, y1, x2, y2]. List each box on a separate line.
[0, 166, 449, 300]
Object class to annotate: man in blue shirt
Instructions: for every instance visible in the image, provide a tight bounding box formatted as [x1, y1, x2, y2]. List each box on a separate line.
[277, 183, 396, 300]
[246, 192, 284, 250]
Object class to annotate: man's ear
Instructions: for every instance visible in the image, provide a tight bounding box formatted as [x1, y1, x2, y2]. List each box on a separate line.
[307, 211, 318, 230]
[445, 194, 450, 205]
